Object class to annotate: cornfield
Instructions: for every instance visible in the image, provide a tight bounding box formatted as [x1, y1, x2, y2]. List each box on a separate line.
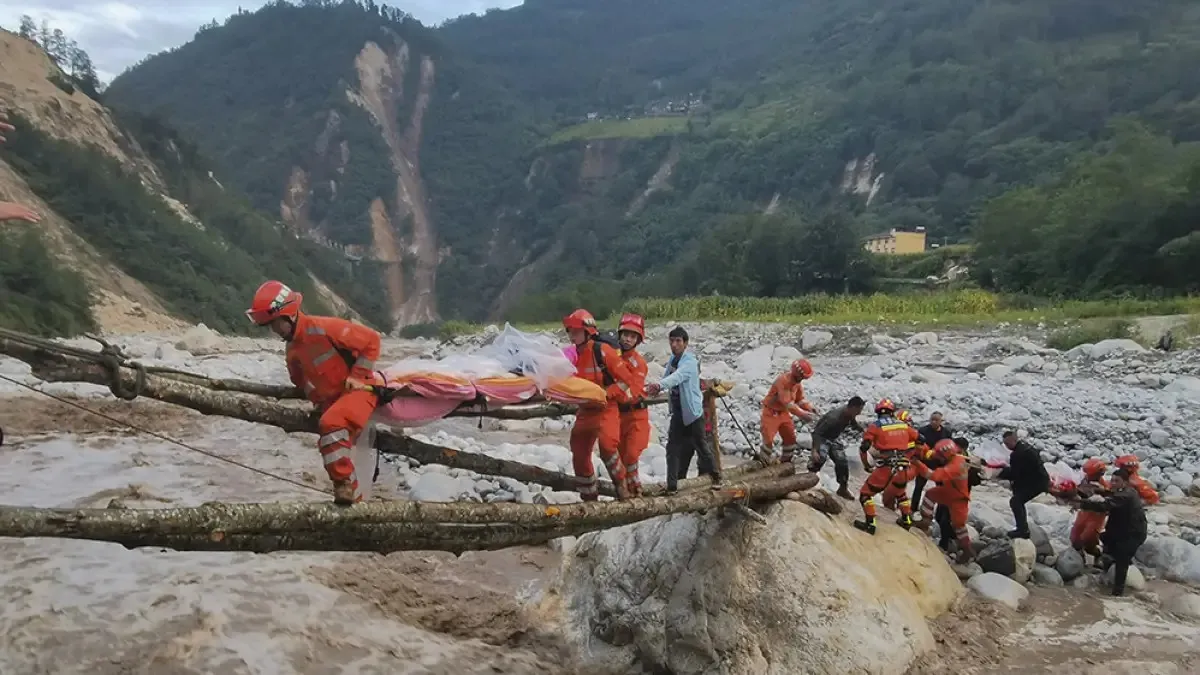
[625, 289, 1001, 321]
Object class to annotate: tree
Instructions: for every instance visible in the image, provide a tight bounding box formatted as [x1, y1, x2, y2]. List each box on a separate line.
[17, 15, 36, 40]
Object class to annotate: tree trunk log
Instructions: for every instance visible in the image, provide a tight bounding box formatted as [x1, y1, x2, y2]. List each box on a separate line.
[0, 473, 823, 554]
[0, 337, 769, 497]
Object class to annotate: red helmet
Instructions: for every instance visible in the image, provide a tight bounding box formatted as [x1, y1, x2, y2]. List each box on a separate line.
[246, 280, 302, 326]
[875, 398, 896, 415]
[896, 410, 912, 424]
[1082, 457, 1107, 479]
[618, 313, 645, 340]
[1115, 454, 1140, 472]
[933, 438, 958, 460]
[1058, 479, 1078, 494]
[791, 359, 814, 380]
[563, 309, 598, 335]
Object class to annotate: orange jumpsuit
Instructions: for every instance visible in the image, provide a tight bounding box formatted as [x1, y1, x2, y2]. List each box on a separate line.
[570, 338, 642, 500]
[859, 416, 920, 524]
[760, 371, 814, 461]
[914, 454, 973, 554]
[1070, 477, 1110, 555]
[286, 313, 381, 503]
[616, 348, 650, 496]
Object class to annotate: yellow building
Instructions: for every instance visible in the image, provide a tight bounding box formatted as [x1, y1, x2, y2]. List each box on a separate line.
[863, 228, 927, 255]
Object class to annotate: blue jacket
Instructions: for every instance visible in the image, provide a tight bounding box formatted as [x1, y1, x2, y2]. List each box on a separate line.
[658, 350, 703, 425]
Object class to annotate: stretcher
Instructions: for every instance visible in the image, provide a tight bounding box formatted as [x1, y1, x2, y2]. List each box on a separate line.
[371, 324, 608, 427]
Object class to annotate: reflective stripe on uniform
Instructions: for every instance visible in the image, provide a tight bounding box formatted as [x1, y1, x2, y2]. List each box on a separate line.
[354, 357, 375, 370]
[311, 349, 338, 366]
[319, 429, 351, 449]
[303, 382, 315, 393]
[322, 446, 351, 466]
[307, 325, 326, 335]
[616, 382, 630, 395]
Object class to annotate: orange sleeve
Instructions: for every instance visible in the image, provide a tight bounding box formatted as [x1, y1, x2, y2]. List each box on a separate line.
[602, 344, 643, 401]
[929, 457, 967, 483]
[318, 316, 382, 381]
[772, 375, 794, 406]
[908, 427, 920, 444]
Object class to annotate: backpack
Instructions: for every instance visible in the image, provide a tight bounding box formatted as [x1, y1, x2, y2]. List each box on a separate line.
[591, 330, 622, 387]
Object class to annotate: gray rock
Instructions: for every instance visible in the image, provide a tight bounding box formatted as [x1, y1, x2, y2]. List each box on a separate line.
[1056, 548, 1086, 582]
[976, 539, 1016, 577]
[967, 573, 1030, 610]
[1029, 523, 1055, 559]
[801, 330, 834, 351]
[1012, 538, 1036, 584]
[1150, 428, 1172, 448]
[854, 361, 884, 379]
[984, 364, 1013, 381]
[1031, 564, 1064, 586]
[1188, 479, 1200, 498]
[909, 332, 938, 346]
[1089, 339, 1144, 359]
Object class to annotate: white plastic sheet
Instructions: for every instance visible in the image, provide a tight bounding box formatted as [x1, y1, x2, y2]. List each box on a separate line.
[382, 354, 515, 380]
[1046, 461, 1083, 492]
[975, 440, 1010, 468]
[477, 323, 576, 390]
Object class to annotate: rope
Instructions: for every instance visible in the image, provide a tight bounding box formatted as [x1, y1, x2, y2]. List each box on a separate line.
[0, 328, 148, 401]
[720, 396, 758, 450]
[0, 372, 329, 497]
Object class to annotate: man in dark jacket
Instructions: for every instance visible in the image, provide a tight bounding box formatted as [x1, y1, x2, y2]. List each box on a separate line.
[997, 430, 1050, 539]
[912, 412, 954, 512]
[1080, 468, 1147, 596]
[808, 396, 866, 500]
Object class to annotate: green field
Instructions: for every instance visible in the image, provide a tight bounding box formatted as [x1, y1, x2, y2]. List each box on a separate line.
[415, 290, 1200, 340]
[547, 116, 689, 144]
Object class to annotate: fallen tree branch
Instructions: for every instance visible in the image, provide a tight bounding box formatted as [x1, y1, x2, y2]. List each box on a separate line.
[0, 337, 767, 497]
[0, 473, 820, 554]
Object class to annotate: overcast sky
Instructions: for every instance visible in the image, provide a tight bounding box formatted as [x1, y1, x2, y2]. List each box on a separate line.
[0, 1, 520, 82]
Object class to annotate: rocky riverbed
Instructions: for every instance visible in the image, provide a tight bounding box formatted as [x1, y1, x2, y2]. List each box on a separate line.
[1, 319, 1200, 673]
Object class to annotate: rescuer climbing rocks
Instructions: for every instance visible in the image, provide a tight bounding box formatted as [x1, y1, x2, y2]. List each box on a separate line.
[912, 438, 975, 564]
[615, 313, 650, 497]
[1079, 468, 1148, 597]
[807, 396, 865, 500]
[854, 397, 920, 535]
[1065, 457, 1110, 567]
[246, 280, 384, 506]
[563, 309, 642, 501]
[758, 359, 816, 464]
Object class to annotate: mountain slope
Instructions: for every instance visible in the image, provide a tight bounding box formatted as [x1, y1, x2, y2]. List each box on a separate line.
[104, 0, 1200, 321]
[0, 27, 385, 335]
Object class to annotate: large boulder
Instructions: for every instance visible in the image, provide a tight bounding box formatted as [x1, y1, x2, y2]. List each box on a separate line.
[543, 502, 962, 674]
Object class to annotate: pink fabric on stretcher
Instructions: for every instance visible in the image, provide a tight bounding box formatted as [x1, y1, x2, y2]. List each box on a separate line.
[373, 396, 462, 428]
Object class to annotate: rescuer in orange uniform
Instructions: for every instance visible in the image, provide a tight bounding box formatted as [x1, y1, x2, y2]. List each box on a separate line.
[1115, 454, 1160, 506]
[246, 280, 383, 505]
[882, 408, 927, 513]
[855, 398, 921, 535]
[1068, 458, 1110, 566]
[615, 313, 650, 497]
[563, 309, 642, 501]
[913, 438, 975, 563]
[759, 359, 816, 464]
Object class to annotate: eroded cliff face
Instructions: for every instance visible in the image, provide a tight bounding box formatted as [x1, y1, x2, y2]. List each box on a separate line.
[345, 39, 439, 328]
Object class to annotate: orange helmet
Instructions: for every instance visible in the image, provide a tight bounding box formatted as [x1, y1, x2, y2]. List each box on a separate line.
[791, 359, 814, 380]
[563, 309, 598, 335]
[1058, 479, 1078, 494]
[1115, 454, 1140, 472]
[875, 398, 896, 415]
[896, 410, 912, 424]
[246, 280, 302, 326]
[1082, 457, 1107, 479]
[933, 438, 958, 460]
[618, 313, 645, 340]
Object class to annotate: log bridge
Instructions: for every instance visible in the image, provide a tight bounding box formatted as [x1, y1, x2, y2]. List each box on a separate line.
[0, 328, 838, 555]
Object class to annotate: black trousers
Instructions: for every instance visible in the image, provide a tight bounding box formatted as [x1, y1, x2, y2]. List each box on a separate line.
[1009, 486, 1044, 535]
[666, 415, 717, 490]
[1105, 534, 1147, 596]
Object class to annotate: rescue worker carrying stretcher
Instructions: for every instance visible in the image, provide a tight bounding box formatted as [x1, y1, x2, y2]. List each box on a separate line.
[246, 280, 383, 505]
[758, 359, 816, 464]
[563, 309, 643, 501]
[912, 438, 975, 564]
[855, 398, 921, 535]
[615, 314, 650, 497]
[1064, 457, 1110, 567]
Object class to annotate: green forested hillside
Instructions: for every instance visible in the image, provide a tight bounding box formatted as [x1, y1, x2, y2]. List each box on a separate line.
[103, 0, 1200, 324]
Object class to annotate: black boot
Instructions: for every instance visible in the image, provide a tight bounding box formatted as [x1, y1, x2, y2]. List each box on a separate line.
[853, 518, 877, 535]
